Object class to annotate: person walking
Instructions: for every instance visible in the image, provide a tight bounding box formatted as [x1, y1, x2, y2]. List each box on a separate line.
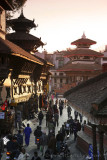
[40, 131, 48, 156]
[73, 121, 78, 141]
[56, 131, 62, 154]
[16, 130, 23, 147]
[76, 120, 81, 132]
[48, 119, 55, 134]
[65, 120, 70, 137]
[16, 111, 22, 130]
[11, 136, 20, 158]
[24, 123, 32, 146]
[17, 148, 29, 160]
[38, 111, 44, 125]
[59, 104, 63, 116]
[67, 106, 72, 118]
[48, 133, 56, 156]
[54, 112, 59, 127]
[46, 111, 50, 127]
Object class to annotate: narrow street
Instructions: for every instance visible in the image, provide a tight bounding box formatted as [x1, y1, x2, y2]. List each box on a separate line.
[2, 98, 86, 160]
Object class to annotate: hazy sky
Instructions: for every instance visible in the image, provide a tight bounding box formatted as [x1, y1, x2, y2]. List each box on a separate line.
[17, 0, 107, 53]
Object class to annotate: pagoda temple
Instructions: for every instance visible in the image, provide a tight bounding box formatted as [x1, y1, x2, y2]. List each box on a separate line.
[7, 10, 53, 94]
[0, 0, 44, 134]
[58, 33, 103, 86]
[7, 9, 44, 52]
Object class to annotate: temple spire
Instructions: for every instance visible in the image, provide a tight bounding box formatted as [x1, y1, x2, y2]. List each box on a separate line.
[82, 32, 86, 39]
[20, 8, 24, 17]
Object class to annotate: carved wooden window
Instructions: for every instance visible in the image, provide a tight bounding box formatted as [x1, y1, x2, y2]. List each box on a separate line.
[23, 86, 26, 93]
[14, 87, 17, 95]
[19, 86, 22, 94]
[28, 86, 31, 93]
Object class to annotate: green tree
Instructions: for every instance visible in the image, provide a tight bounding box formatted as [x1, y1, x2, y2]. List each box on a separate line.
[6, 0, 27, 32]
[8, 0, 27, 11]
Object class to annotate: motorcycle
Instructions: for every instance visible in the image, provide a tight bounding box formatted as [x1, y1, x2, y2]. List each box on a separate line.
[35, 137, 40, 149]
[60, 142, 70, 158]
[44, 149, 52, 160]
[6, 151, 17, 160]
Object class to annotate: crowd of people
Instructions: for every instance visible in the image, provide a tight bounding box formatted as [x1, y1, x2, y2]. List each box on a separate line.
[0, 95, 83, 160]
[31, 97, 82, 159]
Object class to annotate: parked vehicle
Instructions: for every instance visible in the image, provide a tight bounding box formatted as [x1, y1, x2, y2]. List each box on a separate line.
[60, 142, 70, 157]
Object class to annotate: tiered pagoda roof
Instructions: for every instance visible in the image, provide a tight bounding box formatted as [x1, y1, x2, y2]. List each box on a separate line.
[58, 34, 103, 72]
[71, 33, 96, 47]
[63, 33, 103, 58]
[7, 10, 36, 32]
[0, 37, 43, 65]
[7, 10, 44, 52]
[57, 62, 102, 72]
[63, 48, 103, 58]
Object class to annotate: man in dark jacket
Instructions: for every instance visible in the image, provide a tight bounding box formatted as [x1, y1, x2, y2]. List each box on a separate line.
[54, 112, 59, 127]
[56, 131, 63, 153]
[6, 135, 13, 152]
[16, 130, 23, 147]
[77, 120, 81, 131]
[34, 126, 42, 139]
[38, 111, 44, 125]
[46, 111, 50, 127]
[59, 104, 63, 116]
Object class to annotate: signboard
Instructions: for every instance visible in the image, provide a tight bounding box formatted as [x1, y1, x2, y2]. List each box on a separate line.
[88, 144, 93, 160]
[0, 112, 5, 119]
[88, 144, 99, 160]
